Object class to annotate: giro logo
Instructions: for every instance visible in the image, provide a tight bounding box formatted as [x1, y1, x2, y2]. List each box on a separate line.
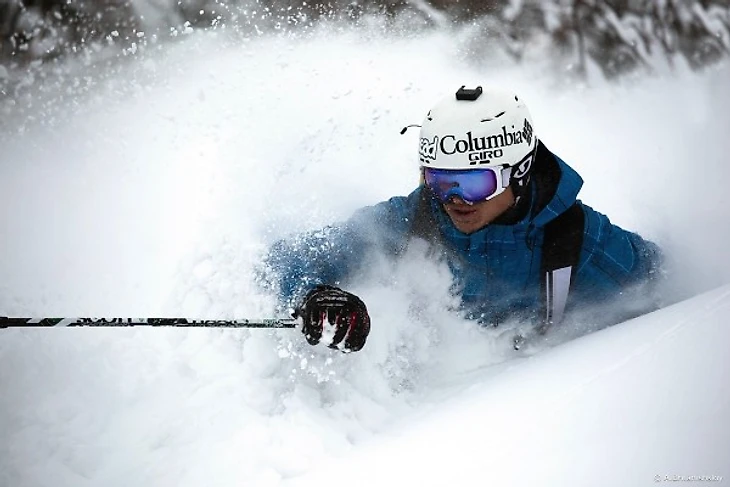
[419, 136, 438, 164]
[512, 154, 533, 179]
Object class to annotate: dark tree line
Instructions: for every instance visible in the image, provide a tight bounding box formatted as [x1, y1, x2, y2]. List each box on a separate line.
[1, 0, 729, 78]
[0, 1, 139, 61]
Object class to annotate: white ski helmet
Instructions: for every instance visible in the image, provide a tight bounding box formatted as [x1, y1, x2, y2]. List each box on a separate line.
[418, 86, 537, 173]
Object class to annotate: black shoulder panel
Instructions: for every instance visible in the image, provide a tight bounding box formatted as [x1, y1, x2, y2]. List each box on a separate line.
[541, 203, 585, 277]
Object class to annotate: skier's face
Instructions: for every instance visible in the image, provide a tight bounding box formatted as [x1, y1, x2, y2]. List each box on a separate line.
[443, 186, 515, 234]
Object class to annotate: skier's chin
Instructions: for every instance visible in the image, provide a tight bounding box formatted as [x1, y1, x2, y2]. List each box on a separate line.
[450, 218, 487, 234]
[445, 206, 486, 234]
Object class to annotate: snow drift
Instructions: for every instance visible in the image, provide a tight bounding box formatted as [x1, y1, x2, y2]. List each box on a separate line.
[294, 284, 730, 487]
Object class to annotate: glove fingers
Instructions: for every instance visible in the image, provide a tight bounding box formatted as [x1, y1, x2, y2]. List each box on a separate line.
[344, 309, 370, 352]
[329, 310, 351, 349]
[326, 307, 341, 326]
[303, 308, 324, 346]
[329, 304, 370, 352]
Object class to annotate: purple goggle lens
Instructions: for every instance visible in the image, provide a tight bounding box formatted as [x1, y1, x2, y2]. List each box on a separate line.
[424, 167, 502, 204]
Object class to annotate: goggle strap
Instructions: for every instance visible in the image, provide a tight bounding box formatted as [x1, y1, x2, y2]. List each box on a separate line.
[501, 167, 511, 188]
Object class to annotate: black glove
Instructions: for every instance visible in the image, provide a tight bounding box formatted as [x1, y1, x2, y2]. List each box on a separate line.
[293, 285, 370, 352]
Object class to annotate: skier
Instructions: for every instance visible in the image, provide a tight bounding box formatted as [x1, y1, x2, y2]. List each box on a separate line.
[260, 86, 663, 352]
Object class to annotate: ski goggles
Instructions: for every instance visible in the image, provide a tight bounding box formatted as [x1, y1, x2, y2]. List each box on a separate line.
[423, 166, 511, 204]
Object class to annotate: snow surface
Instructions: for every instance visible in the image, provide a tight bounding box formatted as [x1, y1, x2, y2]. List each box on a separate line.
[1, 25, 730, 487]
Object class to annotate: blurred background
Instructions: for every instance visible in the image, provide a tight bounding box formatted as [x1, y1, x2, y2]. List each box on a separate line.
[2, 0, 729, 85]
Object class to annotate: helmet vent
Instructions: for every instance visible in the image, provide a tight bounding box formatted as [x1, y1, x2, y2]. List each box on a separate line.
[481, 111, 505, 122]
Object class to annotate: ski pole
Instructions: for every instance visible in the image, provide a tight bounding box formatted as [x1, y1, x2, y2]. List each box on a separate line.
[0, 317, 298, 329]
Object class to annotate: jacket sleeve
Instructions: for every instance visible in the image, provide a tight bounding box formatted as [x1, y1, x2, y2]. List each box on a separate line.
[576, 202, 664, 304]
[257, 189, 423, 309]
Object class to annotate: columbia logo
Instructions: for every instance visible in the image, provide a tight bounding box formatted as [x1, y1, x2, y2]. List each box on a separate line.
[522, 119, 533, 145]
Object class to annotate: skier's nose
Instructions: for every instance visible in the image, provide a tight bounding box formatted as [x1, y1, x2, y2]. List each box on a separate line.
[447, 195, 469, 206]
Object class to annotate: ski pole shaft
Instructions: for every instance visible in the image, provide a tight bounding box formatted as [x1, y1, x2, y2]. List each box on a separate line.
[0, 317, 298, 329]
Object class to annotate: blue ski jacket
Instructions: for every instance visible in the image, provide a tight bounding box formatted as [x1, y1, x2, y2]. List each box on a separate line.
[261, 142, 662, 326]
